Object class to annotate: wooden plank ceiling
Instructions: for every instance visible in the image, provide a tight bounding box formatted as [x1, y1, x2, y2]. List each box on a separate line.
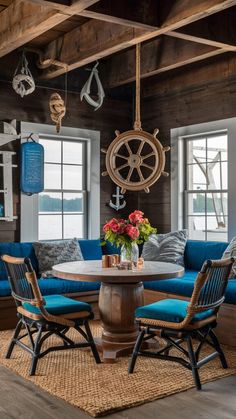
[0, 0, 236, 88]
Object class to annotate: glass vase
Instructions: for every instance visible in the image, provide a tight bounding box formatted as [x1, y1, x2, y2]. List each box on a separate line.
[120, 242, 139, 271]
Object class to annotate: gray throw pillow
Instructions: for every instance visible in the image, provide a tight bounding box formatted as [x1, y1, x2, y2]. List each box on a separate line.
[221, 237, 236, 278]
[142, 230, 188, 266]
[33, 238, 84, 275]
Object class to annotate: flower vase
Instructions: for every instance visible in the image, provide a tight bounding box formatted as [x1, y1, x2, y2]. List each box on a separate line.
[120, 242, 139, 271]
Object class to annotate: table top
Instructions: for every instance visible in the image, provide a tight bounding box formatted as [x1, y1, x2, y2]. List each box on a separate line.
[52, 260, 184, 283]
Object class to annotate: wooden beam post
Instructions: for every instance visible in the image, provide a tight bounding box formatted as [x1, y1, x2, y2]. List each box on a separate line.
[0, 0, 101, 58]
[39, 0, 236, 79]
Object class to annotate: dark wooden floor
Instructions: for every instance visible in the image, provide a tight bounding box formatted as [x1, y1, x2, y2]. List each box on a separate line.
[0, 365, 235, 419]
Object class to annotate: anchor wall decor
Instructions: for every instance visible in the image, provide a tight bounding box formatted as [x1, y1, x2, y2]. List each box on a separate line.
[80, 62, 105, 111]
[109, 186, 126, 211]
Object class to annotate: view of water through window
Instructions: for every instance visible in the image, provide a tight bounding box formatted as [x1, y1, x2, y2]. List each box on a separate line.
[38, 138, 86, 240]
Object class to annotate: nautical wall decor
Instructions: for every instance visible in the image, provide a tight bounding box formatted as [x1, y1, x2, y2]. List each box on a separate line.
[49, 93, 66, 133]
[102, 44, 170, 194]
[0, 120, 19, 147]
[12, 51, 35, 98]
[20, 134, 44, 195]
[0, 151, 18, 222]
[80, 61, 105, 111]
[109, 186, 126, 211]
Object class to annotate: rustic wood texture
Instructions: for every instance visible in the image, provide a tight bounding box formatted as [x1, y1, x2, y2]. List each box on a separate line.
[0, 0, 101, 57]
[0, 79, 132, 242]
[38, 0, 236, 79]
[135, 52, 236, 232]
[52, 260, 183, 360]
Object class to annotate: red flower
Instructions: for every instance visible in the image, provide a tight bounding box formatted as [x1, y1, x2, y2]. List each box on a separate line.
[129, 210, 144, 225]
[125, 224, 140, 240]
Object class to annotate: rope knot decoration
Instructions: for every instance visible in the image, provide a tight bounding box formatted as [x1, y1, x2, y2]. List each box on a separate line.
[12, 51, 35, 98]
[49, 93, 66, 133]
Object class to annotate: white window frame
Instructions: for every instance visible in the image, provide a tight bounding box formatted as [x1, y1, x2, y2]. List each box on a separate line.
[171, 117, 236, 242]
[20, 122, 100, 242]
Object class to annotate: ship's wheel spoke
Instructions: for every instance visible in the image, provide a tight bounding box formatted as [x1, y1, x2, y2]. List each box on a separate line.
[125, 142, 132, 155]
[115, 163, 129, 172]
[142, 152, 155, 160]
[137, 167, 144, 181]
[126, 167, 134, 182]
[114, 153, 129, 160]
[137, 140, 145, 156]
[141, 162, 154, 170]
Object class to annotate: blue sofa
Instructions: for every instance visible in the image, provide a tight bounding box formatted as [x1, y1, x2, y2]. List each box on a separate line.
[1, 239, 236, 344]
[144, 240, 236, 305]
[0, 239, 103, 298]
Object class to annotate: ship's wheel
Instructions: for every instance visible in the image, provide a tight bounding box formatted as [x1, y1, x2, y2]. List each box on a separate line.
[102, 128, 169, 193]
[101, 43, 170, 193]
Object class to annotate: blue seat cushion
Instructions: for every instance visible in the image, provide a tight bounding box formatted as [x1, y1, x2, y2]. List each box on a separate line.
[23, 294, 91, 316]
[135, 299, 214, 324]
[0, 278, 100, 298]
[144, 270, 197, 297]
[143, 270, 236, 305]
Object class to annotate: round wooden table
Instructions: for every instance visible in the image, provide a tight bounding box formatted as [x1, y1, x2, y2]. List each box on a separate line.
[52, 260, 184, 362]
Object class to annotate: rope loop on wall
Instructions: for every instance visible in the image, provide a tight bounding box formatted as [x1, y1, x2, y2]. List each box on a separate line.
[12, 51, 35, 98]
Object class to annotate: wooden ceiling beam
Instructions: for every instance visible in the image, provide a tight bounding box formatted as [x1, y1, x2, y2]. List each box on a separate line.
[78, 0, 159, 31]
[0, 0, 101, 58]
[28, 0, 100, 14]
[167, 9, 236, 51]
[40, 0, 236, 79]
[102, 37, 225, 89]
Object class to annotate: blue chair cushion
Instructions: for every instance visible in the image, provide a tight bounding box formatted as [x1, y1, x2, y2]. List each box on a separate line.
[135, 298, 214, 324]
[184, 240, 228, 271]
[23, 294, 91, 316]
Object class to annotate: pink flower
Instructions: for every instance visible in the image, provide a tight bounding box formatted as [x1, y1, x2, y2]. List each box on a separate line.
[103, 223, 111, 233]
[129, 210, 144, 225]
[125, 224, 140, 240]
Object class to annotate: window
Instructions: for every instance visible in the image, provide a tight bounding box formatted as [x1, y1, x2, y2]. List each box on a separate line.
[38, 137, 87, 240]
[185, 132, 228, 241]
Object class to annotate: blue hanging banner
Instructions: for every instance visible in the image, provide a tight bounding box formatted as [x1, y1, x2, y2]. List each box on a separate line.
[20, 134, 44, 195]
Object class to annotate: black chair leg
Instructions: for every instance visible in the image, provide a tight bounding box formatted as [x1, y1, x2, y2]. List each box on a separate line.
[30, 325, 43, 376]
[6, 319, 23, 359]
[186, 335, 202, 390]
[128, 329, 145, 374]
[209, 329, 228, 369]
[84, 321, 101, 364]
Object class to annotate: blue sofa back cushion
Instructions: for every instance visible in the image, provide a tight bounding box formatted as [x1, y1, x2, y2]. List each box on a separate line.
[184, 240, 228, 271]
[0, 239, 102, 281]
[0, 242, 39, 280]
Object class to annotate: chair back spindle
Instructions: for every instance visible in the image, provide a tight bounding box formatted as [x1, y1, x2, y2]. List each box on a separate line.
[1, 255, 36, 305]
[189, 257, 234, 316]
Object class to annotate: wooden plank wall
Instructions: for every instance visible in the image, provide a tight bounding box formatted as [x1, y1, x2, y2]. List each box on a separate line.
[140, 53, 236, 233]
[0, 80, 132, 242]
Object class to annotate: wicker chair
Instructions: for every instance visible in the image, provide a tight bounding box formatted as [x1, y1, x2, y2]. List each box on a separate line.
[128, 257, 235, 390]
[2, 255, 101, 375]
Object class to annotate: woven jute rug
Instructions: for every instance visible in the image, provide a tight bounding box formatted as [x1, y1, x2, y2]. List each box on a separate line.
[0, 322, 236, 417]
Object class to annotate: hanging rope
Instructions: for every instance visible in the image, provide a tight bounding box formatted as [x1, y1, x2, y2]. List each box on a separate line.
[49, 93, 66, 133]
[133, 43, 142, 131]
